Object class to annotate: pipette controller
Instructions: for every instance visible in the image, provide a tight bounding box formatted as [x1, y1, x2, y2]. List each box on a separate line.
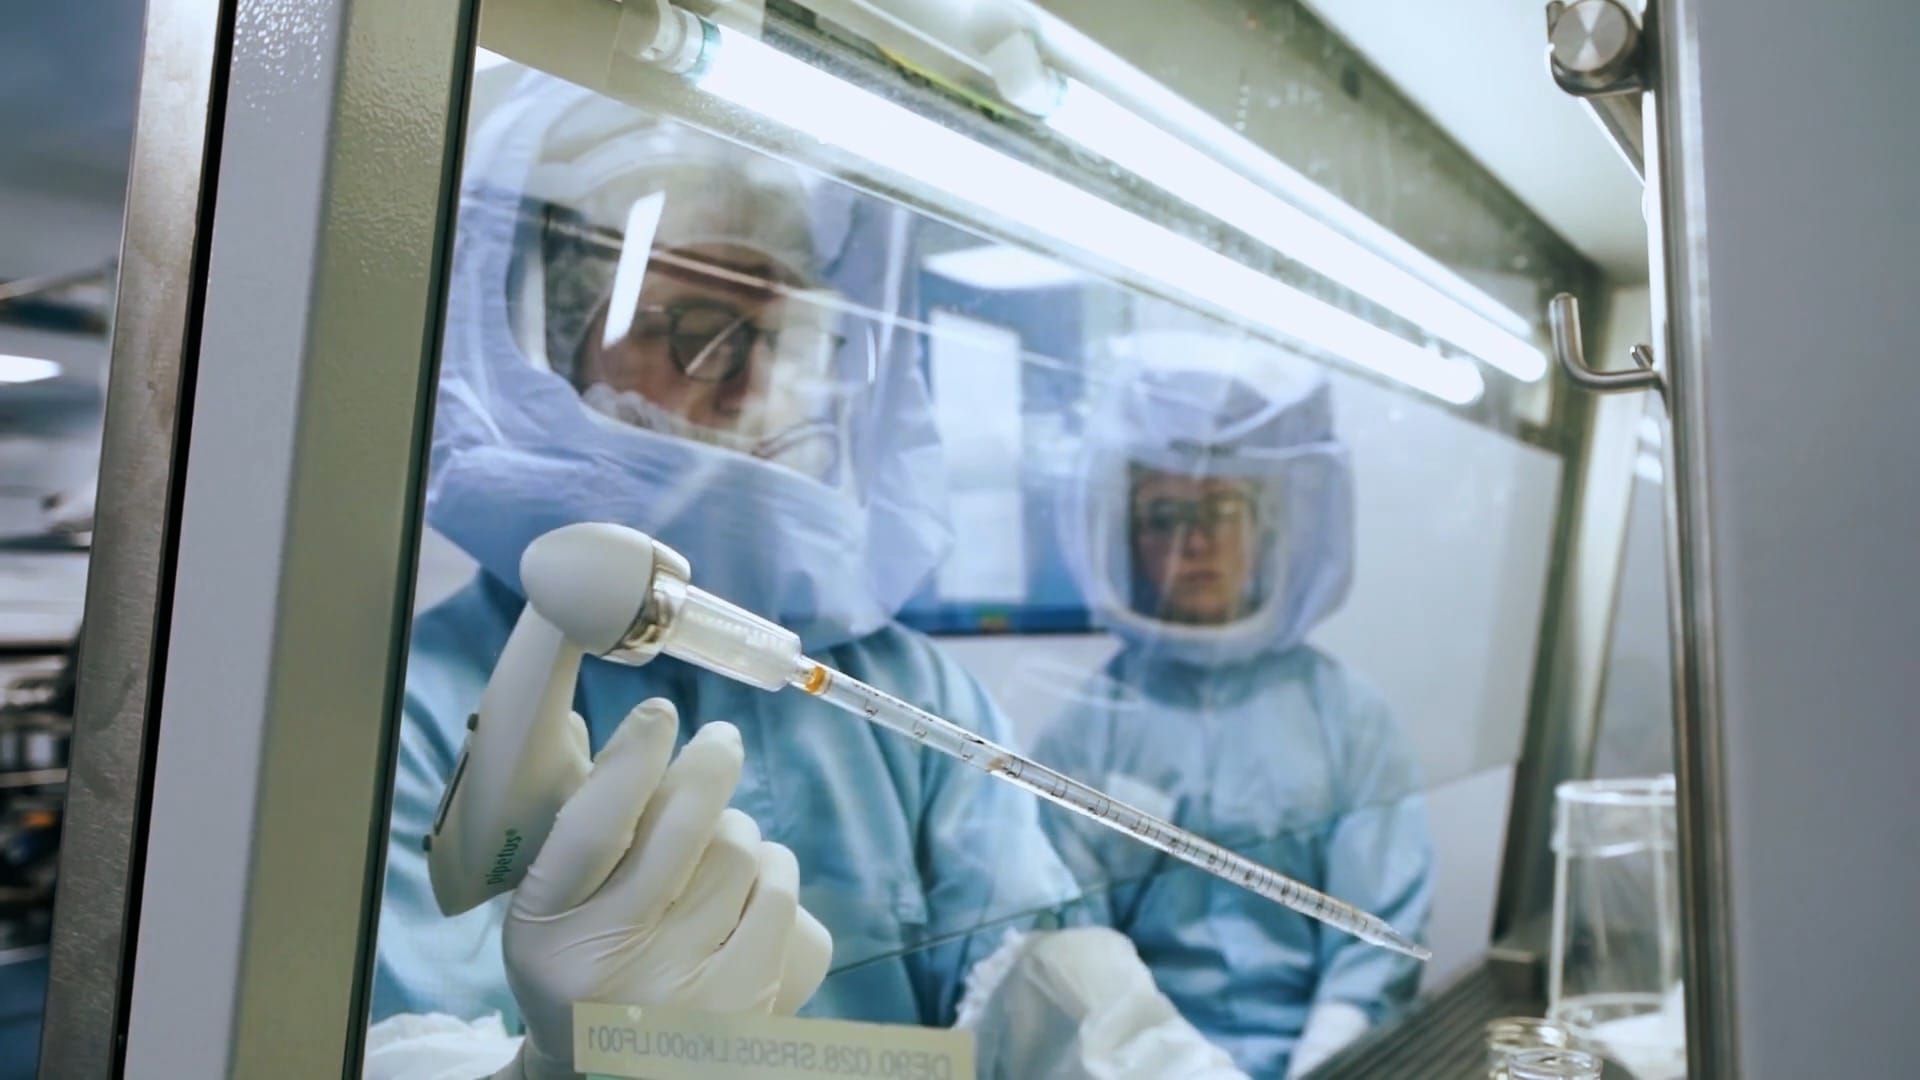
[426, 522, 1428, 962]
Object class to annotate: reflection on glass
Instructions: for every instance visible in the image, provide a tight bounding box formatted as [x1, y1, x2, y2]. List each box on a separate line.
[1028, 333, 1432, 1077]
[373, 72, 1093, 1076]
[372, 1, 1577, 1073]
[686, 15, 1487, 405]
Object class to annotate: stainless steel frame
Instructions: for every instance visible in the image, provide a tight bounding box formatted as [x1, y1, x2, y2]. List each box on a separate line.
[48, 0, 1650, 1072]
[38, 0, 229, 1073]
[1652, 4, 1920, 1073]
[40, 0, 474, 1073]
[1647, 0, 1738, 1074]
[1533, 1, 1739, 1073]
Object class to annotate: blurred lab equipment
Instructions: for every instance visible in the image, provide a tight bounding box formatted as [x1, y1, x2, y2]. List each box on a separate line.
[0, 644, 72, 1080]
[0, 650, 71, 951]
[1549, 777, 1685, 1079]
[1509, 1047, 1604, 1080]
[1486, 1016, 1574, 1079]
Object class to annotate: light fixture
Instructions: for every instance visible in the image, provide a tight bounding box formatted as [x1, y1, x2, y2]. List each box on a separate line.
[1044, 78, 1547, 382]
[923, 244, 1088, 291]
[0, 355, 61, 385]
[692, 22, 1484, 405]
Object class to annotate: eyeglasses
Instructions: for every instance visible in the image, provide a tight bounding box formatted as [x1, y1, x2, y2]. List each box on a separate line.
[630, 298, 844, 384]
[1131, 492, 1256, 539]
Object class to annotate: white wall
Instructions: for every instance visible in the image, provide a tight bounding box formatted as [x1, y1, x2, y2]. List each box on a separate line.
[1590, 286, 1673, 779]
[1313, 371, 1560, 782]
[1418, 765, 1514, 991]
[1592, 471, 1672, 778]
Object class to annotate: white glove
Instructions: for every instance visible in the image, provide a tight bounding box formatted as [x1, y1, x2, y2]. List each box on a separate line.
[1285, 1001, 1370, 1078]
[497, 699, 833, 1080]
[957, 927, 1247, 1080]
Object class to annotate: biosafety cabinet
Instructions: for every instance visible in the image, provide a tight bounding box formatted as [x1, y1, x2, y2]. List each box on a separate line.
[37, 0, 1920, 1077]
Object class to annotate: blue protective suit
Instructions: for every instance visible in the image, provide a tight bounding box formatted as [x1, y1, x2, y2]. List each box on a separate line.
[375, 574, 1079, 1028]
[373, 71, 1082, 1043]
[1034, 646, 1432, 1077]
[1044, 344, 1434, 1077]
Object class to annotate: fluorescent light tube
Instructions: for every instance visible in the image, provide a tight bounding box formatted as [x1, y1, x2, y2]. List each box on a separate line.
[1046, 78, 1546, 382]
[0, 355, 61, 384]
[924, 244, 1089, 290]
[695, 24, 1484, 405]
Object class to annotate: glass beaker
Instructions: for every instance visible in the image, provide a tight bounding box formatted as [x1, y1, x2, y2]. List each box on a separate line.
[1548, 776, 1686, 1079]
[1509, 1048, 1603, 1080]
[1486, 1017, 1572, 1078]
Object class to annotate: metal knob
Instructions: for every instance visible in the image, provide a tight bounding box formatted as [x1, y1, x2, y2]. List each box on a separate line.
[1544, 0, 1649, 177]
[1548, 0, 1642, 88]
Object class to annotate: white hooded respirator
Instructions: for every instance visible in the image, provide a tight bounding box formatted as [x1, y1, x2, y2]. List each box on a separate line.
[425, 76, 957, 652]
[517, 114, 871, 492]
[1064, 333, 1356, 667]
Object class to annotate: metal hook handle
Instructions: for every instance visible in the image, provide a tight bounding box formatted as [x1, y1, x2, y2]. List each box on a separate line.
[1550, 292, 1666, 397]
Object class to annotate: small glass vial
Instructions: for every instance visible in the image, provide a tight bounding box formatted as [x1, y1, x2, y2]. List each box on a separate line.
[1487, 1017, 1572, 1078]
[1509, 1048, 1603, 1080]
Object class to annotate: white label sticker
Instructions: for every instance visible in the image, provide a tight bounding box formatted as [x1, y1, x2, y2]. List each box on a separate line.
[574, 1002, 975, 1080]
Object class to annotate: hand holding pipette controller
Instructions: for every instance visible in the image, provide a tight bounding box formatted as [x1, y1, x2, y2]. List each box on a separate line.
[426, 521, 1428, 961]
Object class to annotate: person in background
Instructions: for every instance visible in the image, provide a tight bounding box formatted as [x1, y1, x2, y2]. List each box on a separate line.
[363, 74, 1244, 1080]
[1038, 332, 1434, 1078]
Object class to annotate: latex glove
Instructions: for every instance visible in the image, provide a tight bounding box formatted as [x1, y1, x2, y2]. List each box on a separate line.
[498, 699, 833, 1080]
[1284, 1001, 1370, 1078]
[957, 927, 1246, 1080]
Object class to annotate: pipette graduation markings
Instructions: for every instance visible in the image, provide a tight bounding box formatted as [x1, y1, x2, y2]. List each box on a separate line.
[792, 658, 1428, 961]
[427, 522, 1428, 962]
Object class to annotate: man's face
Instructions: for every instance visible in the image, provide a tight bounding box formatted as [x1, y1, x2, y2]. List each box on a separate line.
[1129, 469, 1261, 626]
[579, 243, 790, 433]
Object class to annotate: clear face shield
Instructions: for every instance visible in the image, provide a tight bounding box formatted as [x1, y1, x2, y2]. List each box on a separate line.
[1122, 467, 1283, 627]
[527, 181, 881, 496]
[1065, 343, 1353, 665]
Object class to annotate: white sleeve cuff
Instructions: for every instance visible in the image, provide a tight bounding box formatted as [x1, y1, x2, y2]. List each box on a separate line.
[363, 1012, 525, 1080]
[961, 927, 1247, 1080]
[1285, 1000, 1371, 1078]
[953, 928, 1033, 1031]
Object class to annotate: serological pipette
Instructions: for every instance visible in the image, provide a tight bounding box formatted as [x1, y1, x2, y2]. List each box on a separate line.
[792, 656, 1427, 960]
[425, 522, 1429, 962]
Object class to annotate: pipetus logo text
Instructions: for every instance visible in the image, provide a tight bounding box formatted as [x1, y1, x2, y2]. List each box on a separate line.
[486, 828, 523, 886]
